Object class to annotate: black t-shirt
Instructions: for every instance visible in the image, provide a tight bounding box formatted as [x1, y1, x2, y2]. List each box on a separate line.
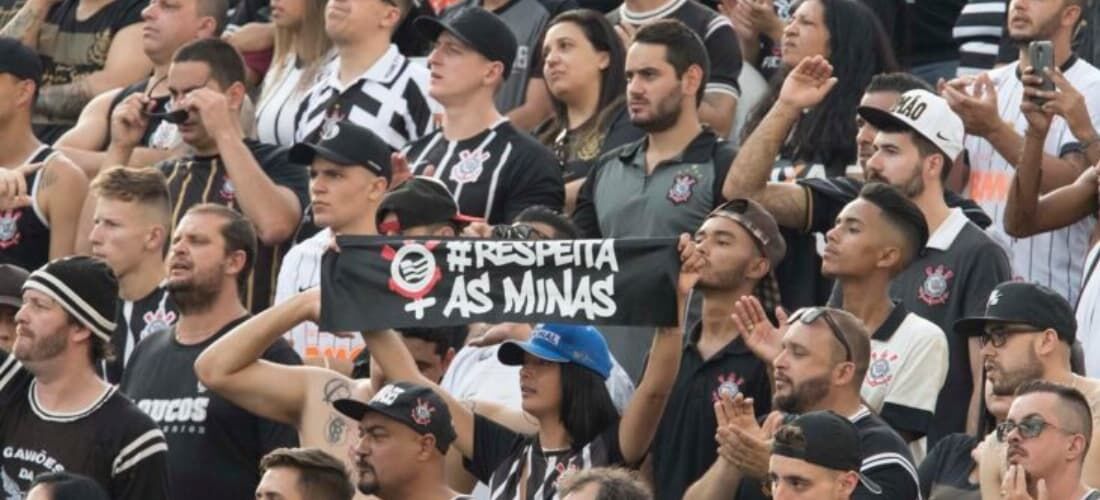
[104, 79, 171, 151]
[919, 433, 980, 500]
[158, 139, 310, 312]
[908, 0, 968, 67]
[0, 147, 55, 271]
[404, 120, 564, 224]
[537, 103, 644, 183]
[120, 317, 301, 500]
[651, 322, 772, 500]
[467, 414, 624, 500]
[103, 284, 177, 384]
[0, 352, 170, 499]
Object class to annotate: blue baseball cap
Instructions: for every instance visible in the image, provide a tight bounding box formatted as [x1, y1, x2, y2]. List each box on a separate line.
[498, 324, 612, 380]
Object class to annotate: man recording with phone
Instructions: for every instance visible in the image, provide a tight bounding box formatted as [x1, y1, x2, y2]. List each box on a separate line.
[941, 0, 1100, 307]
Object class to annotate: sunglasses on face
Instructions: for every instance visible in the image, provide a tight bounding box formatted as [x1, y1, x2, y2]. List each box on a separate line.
[980, 324, 1040, 348]
[786, 307, 852, 362]
[996, 415, 1076, 442]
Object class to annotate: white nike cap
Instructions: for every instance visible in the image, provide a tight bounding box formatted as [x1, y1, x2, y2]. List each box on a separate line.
[858, 89, 965, 161]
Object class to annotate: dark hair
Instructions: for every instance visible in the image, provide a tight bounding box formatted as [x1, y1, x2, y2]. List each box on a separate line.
[865, 72, 933, 95]
[197, 0, 230, 34]
[260, 447, 355, 500]
[30, 472, 110, 500]
[173, 38, 246, 89]
[772, 423, 807, 452]
[560, 362, 619, 447]
[64, 314, 117, 365]
[632, 19, 709, 104]
[183, 204, 257, 292]
[858, 183, 928, 270]
[396, 326, 466, 357]
[742, 0, 898, 172]
[877, 120, 955, 181]
[537, 9, 627, 150]
[558, 467, 653, 500]
[513, 205, 581, 239]
[392, 0, 435, 57]
[1015, 380, 1093, 454]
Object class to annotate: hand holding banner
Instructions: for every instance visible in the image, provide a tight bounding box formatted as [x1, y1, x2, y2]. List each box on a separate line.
[319, 236, 681, 331]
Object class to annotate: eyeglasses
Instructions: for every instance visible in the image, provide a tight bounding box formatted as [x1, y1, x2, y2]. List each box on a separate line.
[142, 75, 214, 124]
[996, 416, 1077, 442]
[979, 324, 1040, 348]
[786, 307, 852, 362]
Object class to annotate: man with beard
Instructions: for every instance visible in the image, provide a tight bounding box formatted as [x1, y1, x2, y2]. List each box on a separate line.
[0, 256, 169, 499]
[649, 198, 784, 500]
[952, 281, 1100, 499]
[996, 381, 1099, 500]
[724, 57, 1011, 447]
[685, 306, 918, 500]
[333, 382, 471, 500]
[401, 7, 563, 224]
[942, 0, 1100, 309]
[120, 203, 301, 500]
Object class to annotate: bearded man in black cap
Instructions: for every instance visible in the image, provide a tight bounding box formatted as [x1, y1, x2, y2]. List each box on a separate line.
[0, 37, 88, 271]
[0, 256, 169, 499]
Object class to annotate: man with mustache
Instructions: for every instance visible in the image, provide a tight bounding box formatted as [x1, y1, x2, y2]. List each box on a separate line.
[685, 306, 918, 499]
[953, 281, 1100, 499]
[997, 380, 1099, 500]
[120, 203, 301, 500]
[333, 382, 471, 500]
[723, 57, 1010, 447]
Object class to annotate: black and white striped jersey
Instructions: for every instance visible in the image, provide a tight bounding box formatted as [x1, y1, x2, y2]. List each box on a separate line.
[954, 0, 1008, 75]
[103, 284, 177, 384]
[404, 119, 564, 224]
[0, 353, 170, 499]
[295, 45, 440, 150]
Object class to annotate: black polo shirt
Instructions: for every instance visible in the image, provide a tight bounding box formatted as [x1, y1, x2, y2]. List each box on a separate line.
[651, 321, 771, 500]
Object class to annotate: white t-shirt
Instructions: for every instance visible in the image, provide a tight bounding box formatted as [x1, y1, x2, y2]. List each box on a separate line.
[1077, 242, 1100, 376]
[963, 58, 1100, 304]
[273, 228, 365, 361]
[256, 54, 314, 147]
[860, 305, 949, 461]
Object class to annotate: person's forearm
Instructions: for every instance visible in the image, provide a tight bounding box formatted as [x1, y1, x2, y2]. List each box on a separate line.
[216, 133, 299, 244]
[360, 329, 423, 384]
[0, 0, 49, 47]
[1005, 130, 1047, 237]
[37, 79, 95, 123]
[104, 142, 135, 168]
[700, 93, 736, 138]
[683, 459, 744, 500]
[722, 100, 800, 200]
[195, 297, 308, 382]
[984, 119, 1084, 192]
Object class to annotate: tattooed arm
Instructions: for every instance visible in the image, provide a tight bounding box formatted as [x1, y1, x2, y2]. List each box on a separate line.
[195, 289, 338, 427]
[0, 0, 55, 47]
[35, 24, 152, 122]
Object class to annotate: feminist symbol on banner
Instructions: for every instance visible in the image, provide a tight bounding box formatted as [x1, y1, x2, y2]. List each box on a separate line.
[382, 241, 443, 319]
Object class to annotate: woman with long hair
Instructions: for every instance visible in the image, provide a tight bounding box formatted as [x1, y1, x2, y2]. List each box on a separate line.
[740, 0, 898, 177]
[359, 237, 699, 499]
[254, 0, 333, 146]
[535, 9, 642, 214]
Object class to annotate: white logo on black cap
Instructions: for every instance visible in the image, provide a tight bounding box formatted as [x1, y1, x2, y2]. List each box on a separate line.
[371, 385, 406, 406]
[321, 122, 340, 141]
[989, 290, 1003, 307]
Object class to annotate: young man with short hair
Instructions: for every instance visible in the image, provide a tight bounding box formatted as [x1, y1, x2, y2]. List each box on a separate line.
[0, 38, 88, 271]
[257, 447, 355, 500]
[96, 38, 310, 312]
[403, 7, 564, 224]
[54, 0, 226, 175]
[0, 256, 169, 499]
[121, 204, 301, 500]
[768, 411, 870, 500]
[724, 58, 1011, 445]
[87, 166, 177, 383]
[954, 282, 1100, 498]
[559, 468, 653, 500]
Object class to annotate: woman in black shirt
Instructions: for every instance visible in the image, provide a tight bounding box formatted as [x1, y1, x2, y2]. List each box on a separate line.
[535, 9, 643, 214]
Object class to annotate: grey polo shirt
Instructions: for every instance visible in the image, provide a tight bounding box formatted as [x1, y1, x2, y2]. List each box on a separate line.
[573, 129, 736, 238]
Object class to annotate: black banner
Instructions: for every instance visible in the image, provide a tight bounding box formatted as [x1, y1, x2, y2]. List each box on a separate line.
[319, 236, 680, 330]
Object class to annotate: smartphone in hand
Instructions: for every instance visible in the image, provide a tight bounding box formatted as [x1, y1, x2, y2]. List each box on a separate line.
[1028, 40, 1056, 103]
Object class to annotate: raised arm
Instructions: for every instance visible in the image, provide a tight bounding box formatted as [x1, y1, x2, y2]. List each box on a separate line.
[618, 234, 698, 464]
[0, 0, 56, 46]
[721, 56, 837, 230]
[194, 288, 332, 426]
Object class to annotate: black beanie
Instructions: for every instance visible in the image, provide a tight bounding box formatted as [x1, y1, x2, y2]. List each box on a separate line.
[22, 256, 118, 342]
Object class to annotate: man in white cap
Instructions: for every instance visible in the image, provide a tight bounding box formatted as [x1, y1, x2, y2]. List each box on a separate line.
[722, 56, 1011, 447]
[0, 256, 169, 499]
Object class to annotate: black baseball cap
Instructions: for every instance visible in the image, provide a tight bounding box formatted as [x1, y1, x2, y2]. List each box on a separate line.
[333, 382, 457, 454]
[0, 264, 29, 308]
[289, 120, 393, 183]
[0, 37, 42, 85]
[377, 176, 480, 233]
[414, 7, 518, 76]
[954, 281, 1077, 343]
[772, 411, 883, 494]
